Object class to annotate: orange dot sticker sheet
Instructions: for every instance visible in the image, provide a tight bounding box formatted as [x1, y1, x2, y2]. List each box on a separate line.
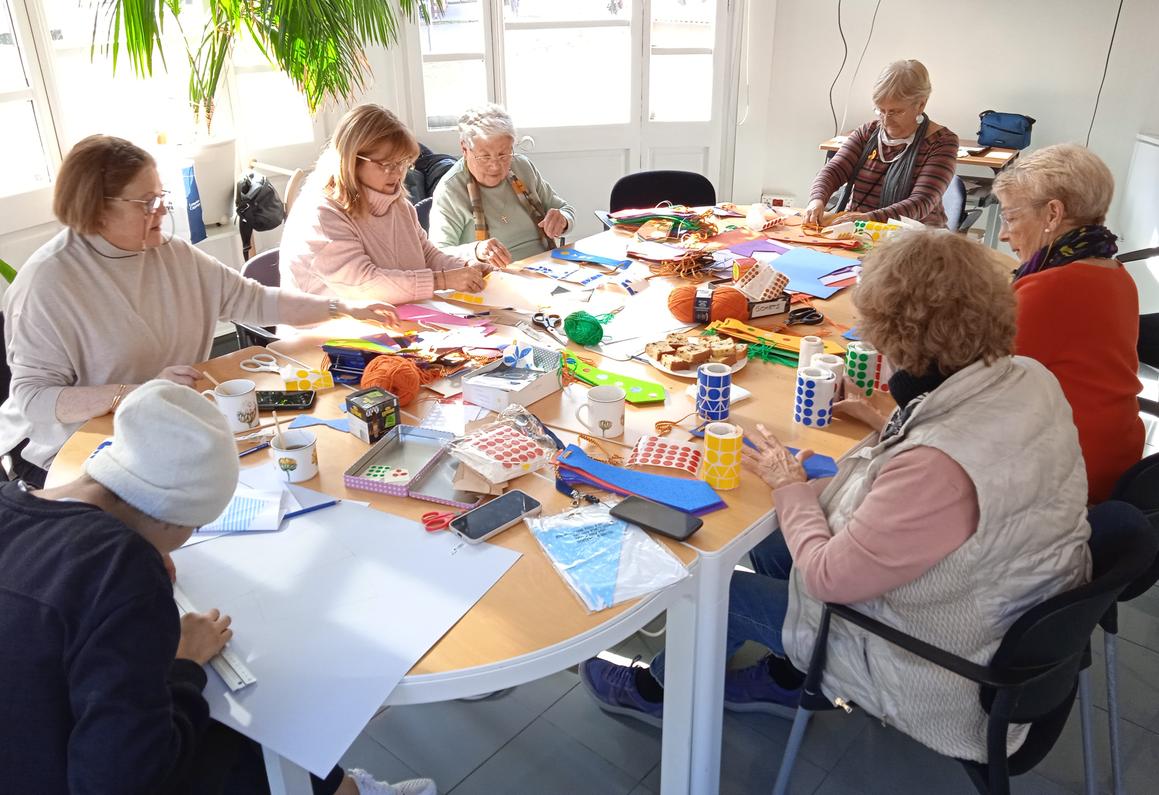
[626, 436, 703, 477]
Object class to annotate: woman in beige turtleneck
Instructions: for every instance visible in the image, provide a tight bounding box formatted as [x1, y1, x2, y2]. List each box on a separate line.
[280, 104, 490, 304]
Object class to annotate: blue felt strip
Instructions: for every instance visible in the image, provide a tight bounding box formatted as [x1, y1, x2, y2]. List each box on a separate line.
[556, 445, 726, 515]
[288, 415, 350, 432]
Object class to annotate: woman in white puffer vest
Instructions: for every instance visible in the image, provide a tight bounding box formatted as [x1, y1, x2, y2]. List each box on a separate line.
[578, 229, 1091, 765]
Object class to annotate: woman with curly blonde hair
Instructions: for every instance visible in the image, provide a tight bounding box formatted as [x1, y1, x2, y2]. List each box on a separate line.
[280, 103, 489, 303]
[581, 230, 1091, 765]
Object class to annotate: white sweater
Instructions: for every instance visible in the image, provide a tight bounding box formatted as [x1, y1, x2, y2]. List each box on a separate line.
[0, 230, 279, 469]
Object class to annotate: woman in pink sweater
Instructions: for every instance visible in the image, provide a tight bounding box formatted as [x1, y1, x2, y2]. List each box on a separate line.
[281, 104, 489, 304]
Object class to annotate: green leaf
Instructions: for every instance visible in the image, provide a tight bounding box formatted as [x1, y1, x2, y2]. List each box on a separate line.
[0, 257, 17, 284]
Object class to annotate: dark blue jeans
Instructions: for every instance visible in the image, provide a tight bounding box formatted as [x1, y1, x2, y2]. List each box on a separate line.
[650, 530, 794, 683]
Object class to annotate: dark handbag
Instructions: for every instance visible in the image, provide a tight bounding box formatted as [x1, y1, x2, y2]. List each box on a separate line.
[977, 110, 1036, 150]
[235, 171, 286, 259]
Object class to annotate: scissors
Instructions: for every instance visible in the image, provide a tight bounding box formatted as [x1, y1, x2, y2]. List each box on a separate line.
[421, 510, 459, 532]
[785, 306, 824, 326]
[239, 352, 281, 374]
[532, 312, 568, 345]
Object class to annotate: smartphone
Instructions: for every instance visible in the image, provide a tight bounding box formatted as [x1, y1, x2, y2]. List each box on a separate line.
[450, 489, 542, 544]
[256, 390, 315, 411]
[610, 496, 703, 541]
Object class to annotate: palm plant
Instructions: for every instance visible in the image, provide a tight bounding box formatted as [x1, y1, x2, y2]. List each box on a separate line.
[93, 0, 440, 133]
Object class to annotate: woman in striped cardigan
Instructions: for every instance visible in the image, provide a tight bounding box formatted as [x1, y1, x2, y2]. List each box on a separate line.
[804, 60, 959, 228]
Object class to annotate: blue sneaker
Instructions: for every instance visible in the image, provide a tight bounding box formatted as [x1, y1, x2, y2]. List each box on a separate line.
[724, 657, 802, 718]
[579, 656, 663, 728]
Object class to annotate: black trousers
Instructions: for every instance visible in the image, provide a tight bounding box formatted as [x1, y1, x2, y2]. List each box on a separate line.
[3, 440, 46, 488]
[190, 722, 345, 795]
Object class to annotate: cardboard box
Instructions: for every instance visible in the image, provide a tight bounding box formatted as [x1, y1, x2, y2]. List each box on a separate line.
[344, 386, 400, 444]
[462, 347, 563, 413]
[747, 293, 792, 319]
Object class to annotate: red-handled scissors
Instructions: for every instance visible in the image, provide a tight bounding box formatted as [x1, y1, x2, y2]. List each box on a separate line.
[421, 511, 459, 532]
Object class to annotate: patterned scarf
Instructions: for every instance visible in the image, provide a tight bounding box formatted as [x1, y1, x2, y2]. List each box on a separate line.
[1014, 224, 1118, 281]
[880, 366, 948, 442]
[466, 171, 555, 250]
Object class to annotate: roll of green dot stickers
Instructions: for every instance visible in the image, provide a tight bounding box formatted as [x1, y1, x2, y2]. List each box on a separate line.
[845, 341, 879, 396]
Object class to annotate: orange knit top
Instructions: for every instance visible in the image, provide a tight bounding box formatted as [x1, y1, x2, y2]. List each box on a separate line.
[1013, 260, 1143, 503]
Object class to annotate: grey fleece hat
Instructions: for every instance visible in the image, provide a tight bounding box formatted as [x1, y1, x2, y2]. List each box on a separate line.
[85, 380, 238, 526]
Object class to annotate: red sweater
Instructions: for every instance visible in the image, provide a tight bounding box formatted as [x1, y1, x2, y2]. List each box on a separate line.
[1013, 261, 1143, 503]
[810, 120, 959, 227]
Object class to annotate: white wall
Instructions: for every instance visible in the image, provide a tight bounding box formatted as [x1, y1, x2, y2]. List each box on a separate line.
[749, 0, 1159, 231]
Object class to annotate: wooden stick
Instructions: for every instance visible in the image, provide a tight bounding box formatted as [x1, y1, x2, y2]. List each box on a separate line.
[272, 411, 286, 449]
[234, 418, 279, 436]
[203, 371, 220, 387]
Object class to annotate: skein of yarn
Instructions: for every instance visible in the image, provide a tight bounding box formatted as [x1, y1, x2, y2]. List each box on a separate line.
[563, 311, 613, 346]
[666, 285, 751, 323]
[360, 355, 439, 406]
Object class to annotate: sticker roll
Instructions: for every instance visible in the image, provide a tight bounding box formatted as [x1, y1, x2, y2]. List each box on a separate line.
[700, 421, 743, 490]
[794, 366, 837, 428]
[845, 341, 879, 396]
[797, 336, 825, 370]
[875, 354, 894, 393]
[811, 353, 844, 384]
[696, 362, 732, 421]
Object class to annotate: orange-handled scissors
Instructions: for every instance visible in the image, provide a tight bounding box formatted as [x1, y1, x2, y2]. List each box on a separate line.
[421, 510, 459, 532]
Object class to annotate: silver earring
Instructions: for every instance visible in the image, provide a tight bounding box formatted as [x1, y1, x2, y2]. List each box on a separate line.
[916, 113, 926, 124]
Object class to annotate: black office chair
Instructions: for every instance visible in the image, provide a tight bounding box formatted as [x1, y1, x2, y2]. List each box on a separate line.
[943, 175, 985, 233]
[414, 197, 434, 233]
[1095, 455, 1159, 794]
[233, 248, 281, 349]
[772, 500, 1158, 795]
[608, 170, 716, 214]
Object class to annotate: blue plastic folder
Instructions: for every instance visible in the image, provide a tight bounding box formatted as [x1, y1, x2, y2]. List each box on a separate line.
[764, 248, 859, 299]
[556, 445, 727, 515]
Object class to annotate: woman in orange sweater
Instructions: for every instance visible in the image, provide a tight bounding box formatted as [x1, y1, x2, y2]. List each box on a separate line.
[995, 143, 1143, 502]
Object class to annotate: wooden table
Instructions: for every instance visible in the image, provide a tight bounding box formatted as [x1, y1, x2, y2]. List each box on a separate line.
[49, 225, 878, 794]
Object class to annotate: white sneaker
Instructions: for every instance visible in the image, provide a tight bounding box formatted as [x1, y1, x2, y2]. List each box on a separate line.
[348, 768, 437, 795]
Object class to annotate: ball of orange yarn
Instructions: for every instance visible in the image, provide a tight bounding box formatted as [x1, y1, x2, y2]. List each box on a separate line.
[360, 355, 437, 406]
[666, 285, 751, 323]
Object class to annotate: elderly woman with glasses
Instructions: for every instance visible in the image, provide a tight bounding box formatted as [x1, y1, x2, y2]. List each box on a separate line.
[428, 103, 575, 267]
[580, 230, 1091, 765]
[0, 135, 396, 487]
[803, 60, 959, 228]
[995, 143, 1143, 503]
[281, 103, 489, 303]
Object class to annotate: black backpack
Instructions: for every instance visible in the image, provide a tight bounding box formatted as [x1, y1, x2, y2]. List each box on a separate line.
[236, 171, 286, 260]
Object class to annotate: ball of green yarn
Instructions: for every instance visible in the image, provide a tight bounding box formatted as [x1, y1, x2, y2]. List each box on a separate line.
[563, 311, 610, 346]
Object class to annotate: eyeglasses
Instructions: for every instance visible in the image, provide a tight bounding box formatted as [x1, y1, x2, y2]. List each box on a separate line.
[357, 155, 414, 174]
[998, 203, 1044, 226]
[105, 190, 169, 214]
[468, 149, 514, 167]
[873, 106, 915, 120]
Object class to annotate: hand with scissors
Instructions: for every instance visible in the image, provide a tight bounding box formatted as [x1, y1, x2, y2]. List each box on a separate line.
[473, 238, 512, 270]
[785, 306, 824, 327]
[239, 352, 281, 374]
[422, 510, 460, 533]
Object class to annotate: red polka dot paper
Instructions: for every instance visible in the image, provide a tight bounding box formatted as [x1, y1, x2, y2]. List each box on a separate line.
[460, 425, 552, 471]
[626, 436, 703, 476]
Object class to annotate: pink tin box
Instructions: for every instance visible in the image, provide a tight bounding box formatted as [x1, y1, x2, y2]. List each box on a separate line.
[343, 425, 483, 510]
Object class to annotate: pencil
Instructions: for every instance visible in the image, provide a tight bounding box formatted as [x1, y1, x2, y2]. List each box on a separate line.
[284, 500, 340, 520]
[238, 442, 270, 458]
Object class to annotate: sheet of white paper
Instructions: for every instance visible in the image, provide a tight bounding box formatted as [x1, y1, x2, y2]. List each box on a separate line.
[171, 502, 521, 777]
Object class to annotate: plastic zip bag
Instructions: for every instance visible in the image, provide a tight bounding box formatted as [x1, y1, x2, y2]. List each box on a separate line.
[526, 504, 689, 612]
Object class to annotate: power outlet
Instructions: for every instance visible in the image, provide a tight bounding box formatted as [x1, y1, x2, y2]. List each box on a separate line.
[760, 193, 796, 208]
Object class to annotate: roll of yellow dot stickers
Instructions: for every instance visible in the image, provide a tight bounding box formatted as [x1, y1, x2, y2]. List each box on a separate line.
[700, 421, 743, 490]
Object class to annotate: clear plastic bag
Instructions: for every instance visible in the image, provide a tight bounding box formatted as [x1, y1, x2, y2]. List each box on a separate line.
[447, 405, 557, 485]
[526, 504, 690, 612]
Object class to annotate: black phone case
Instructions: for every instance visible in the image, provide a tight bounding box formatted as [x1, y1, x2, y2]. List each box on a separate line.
[610, 497, 702, 541]
[256, 391, 315, 411]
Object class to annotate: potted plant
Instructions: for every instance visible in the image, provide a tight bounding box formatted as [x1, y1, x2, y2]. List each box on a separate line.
[91, 0, 440, 223]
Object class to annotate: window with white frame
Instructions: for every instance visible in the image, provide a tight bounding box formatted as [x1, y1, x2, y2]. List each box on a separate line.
[0, 0, 55, 198]
[416, 0, 717, 132]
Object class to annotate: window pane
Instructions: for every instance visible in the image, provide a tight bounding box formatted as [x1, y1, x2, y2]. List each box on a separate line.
[649, 53, 712, 122]
[0, 0, 29, 90]
[421, 0, 484, 55]
[503, 0, 632, 23]
[651, 0, 715, 49]
[505, 27, 630, 127]
[0, 100, 51, 196]
[234, 72, 315, 149]
[423, 59, 486, 130]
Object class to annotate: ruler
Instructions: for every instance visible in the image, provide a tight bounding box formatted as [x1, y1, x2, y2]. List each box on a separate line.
[172, 584, 257, 692]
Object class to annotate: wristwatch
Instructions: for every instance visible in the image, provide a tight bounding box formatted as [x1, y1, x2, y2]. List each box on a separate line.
[327, 298, 341, 319]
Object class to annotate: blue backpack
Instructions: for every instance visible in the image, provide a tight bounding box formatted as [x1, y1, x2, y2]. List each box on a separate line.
[977, 110, 1036, 150]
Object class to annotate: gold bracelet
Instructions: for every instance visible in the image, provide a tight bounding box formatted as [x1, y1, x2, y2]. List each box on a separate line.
[108, 384, 128, 415]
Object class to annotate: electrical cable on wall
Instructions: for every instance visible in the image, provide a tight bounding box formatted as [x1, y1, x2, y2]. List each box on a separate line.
[1085, 0, 1124, 147]
[839, 0, 884, 133]
[827, 0, 849, 137]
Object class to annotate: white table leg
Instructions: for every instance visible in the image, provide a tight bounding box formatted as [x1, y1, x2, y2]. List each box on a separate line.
[687, 550, 735, 795]
[263, 746, 314, 795]
[660, 582, 698, 795]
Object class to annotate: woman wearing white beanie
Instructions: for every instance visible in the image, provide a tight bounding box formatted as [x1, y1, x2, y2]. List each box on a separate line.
[0, 380, 435, 795]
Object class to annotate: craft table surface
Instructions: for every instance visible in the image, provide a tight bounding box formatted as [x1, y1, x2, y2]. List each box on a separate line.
[819, 133, 1019, 169]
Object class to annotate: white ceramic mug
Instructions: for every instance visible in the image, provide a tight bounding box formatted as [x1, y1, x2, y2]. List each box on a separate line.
[575, 385, 626, 438]
[201, 378, 259, 433]
[269, 429, 319, 483]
